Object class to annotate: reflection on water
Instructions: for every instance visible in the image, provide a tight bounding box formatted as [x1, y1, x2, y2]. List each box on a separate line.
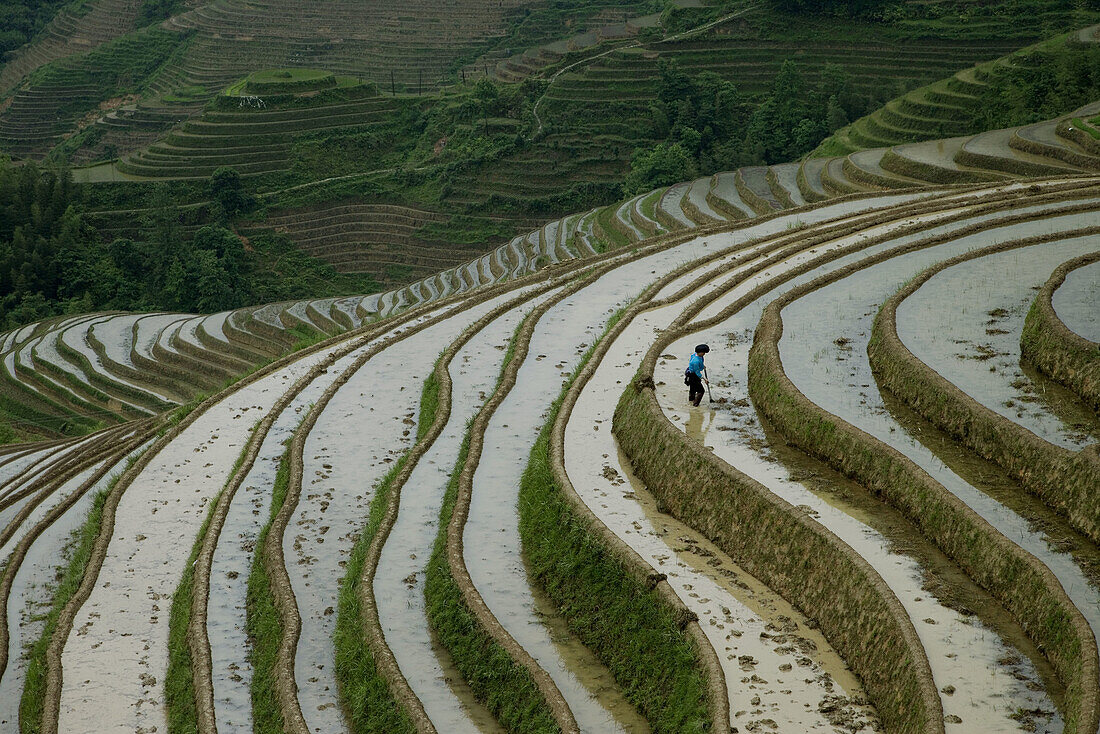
[684, 403, 715, 443]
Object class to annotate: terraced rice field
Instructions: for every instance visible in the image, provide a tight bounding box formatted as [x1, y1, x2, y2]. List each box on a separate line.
[816, 26, 1100, 158]
[0, 106, 1098, 734]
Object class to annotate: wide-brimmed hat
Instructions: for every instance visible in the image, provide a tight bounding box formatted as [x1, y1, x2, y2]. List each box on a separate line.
[694, 344, 710, 354]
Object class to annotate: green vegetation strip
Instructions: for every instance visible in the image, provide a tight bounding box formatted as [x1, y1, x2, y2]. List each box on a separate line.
[427, 432, 557, 732]
[1021, 251, 1100, 412]
[167, 481, 223, 734]
[336, 448, 420, 734]
[20, 489, 110, 734]
[248, 448, 292, 734]
[528, 320, 715, 733]
[428, 304, 572, 734]
[869, 231, 1100, 546]
[747, 247, 1100, 734]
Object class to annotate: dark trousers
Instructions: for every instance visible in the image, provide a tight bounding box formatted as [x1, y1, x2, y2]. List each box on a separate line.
[687, 373, 704, 405]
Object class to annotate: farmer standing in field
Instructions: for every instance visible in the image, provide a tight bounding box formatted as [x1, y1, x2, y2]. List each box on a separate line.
[686, 343, 709, 407]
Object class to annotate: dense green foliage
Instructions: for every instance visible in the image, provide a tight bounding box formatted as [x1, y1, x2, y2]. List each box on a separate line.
[771, 0, 1100, 31]
[0, 0, 68, 59]
[0, 160, 378, 330]
[5, 0, 1098, 323]
[625, 58, 870, 192]
[977, 40, 1100, 128]
[0, 161, 85, 328]
[814, 28, 1100, 156]
[138, 0, 183, 25]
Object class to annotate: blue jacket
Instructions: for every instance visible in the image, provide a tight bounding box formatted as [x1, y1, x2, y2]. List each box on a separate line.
[688, 353, 705, 378]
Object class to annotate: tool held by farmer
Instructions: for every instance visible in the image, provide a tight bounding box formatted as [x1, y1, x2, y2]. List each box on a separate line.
[684, 343, 709, 407]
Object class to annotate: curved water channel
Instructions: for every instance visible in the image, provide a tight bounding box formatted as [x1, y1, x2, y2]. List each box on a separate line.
[1053, 258, 1100, 342]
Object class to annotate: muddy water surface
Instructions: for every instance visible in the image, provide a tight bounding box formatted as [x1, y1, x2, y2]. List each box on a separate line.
[206, 328, 406, 731]
[896, 237, 1100, 449]
[654, 191, 932, 301]
[374, 294, 553, 733]
[572, 297, 878, 731]
[291, 288, 542, 734]
[1053, 258, 1100, 342]
[0, 442, 147, 730]
[55, 329, 363, 734]
[776, 217, 1100, 730]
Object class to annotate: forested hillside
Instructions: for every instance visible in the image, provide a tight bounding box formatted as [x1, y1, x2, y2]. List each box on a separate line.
[2, 0, 1099, 331]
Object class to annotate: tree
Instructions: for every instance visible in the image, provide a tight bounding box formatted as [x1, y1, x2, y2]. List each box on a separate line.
[471, 77, 504, 117]
[209, 167, 248, 219]
[624, 143, 696, 195]
[826, 94, 848, 132]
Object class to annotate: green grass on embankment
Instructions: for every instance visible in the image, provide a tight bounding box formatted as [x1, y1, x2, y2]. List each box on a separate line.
[424, 320, 559, 733]
[331, 368, 442, 734]
[246, 449, 291, 734]
[518, 324, 712, 734]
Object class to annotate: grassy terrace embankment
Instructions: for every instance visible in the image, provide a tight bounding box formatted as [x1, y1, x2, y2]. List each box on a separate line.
[869, 237, 1100, 546]
[424, 269, 716, 732]
[116, 84, 405, 179]
[0, 26, 189, 160]
[1021, 251, 1100, 411]
[0, 0, 145, 95]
